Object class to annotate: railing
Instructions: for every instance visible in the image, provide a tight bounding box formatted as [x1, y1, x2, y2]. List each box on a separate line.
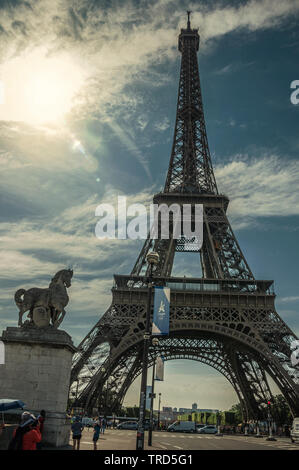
[113, 275, 275, 295]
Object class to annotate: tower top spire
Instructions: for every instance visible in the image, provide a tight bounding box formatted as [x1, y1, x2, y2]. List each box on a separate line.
[187, 10, 191, 30]
[167, 12, 217, 195]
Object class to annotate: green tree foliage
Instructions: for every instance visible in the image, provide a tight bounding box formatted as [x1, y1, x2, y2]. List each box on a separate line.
[228, 403, 242, 423]
[271, 395, 292, 425]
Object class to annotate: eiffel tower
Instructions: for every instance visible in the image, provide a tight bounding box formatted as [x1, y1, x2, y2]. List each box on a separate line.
[70, 13, 299, 419]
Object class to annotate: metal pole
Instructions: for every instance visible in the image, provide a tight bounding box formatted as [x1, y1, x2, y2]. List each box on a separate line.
[148, 360, 156, 446]
[136, 267, 153, 450]
[266, 412, 276, 441]
[158, 393, 161, 431]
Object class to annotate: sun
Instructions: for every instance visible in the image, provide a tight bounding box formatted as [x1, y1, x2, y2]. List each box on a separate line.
[0, 47, 86, 125]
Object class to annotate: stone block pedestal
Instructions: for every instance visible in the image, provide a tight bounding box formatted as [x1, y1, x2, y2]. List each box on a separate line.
[0, 326, 77, 447]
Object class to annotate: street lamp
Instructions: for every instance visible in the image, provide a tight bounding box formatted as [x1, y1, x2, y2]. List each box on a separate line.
[148, 337, 159, 446]
[158, 393, 161, 431]
[136, 251, 159, 451]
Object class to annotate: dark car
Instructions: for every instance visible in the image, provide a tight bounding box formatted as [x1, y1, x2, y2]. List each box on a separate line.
[196, 424, 206, 432]
[117, 421, 138, 430]
[117, 421, 151, 430]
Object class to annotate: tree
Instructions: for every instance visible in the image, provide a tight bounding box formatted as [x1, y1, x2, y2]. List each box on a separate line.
[228, 403, 242, 424]
[271, 395, 292, 426]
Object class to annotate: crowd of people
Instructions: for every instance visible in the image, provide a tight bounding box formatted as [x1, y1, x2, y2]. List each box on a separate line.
[2, 411, 111, 451]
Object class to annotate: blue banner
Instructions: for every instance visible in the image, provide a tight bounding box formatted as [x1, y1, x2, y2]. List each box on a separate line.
[152, 286, 170, 336]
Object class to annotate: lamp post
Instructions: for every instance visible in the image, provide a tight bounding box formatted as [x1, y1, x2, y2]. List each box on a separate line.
[216, 411, 223, 436]
[158, 393, 161, 431]
[136, 251, 160, 450]
[266, 401, 276, 441]
[148, 337, 159, 446]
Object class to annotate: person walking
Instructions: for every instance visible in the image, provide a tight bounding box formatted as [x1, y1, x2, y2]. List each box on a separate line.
[71, 416, 84, 450]
[92, 420, 101, 450]
[101, 417, 106, 435]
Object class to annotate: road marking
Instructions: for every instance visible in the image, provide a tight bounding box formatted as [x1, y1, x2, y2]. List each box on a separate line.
[173, 445, 184, 450]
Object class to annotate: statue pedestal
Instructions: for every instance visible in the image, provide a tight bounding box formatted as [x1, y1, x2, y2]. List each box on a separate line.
[0, 326, 77, 447]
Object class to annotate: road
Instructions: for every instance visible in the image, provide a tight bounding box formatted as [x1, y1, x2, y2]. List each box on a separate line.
[73, 429, 299, 451]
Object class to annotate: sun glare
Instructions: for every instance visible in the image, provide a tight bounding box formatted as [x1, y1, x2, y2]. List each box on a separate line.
[0, 47, 86, 125]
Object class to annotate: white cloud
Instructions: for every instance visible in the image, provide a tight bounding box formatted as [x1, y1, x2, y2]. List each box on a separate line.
[1, 0, 298, 127]
[154, 117, 170, 132]
[215, 154, 299, 227]
[278, 296, 299, 303]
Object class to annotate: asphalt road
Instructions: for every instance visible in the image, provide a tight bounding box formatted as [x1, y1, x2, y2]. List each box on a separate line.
[73, 429, 299, 451]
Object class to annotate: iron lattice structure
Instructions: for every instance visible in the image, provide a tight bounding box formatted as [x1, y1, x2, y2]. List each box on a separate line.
[70, 17, 299, 419]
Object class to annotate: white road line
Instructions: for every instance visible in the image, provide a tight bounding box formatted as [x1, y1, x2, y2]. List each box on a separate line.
[173, 445, 184, 450]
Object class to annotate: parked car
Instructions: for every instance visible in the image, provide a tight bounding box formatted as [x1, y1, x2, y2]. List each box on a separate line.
[196, 424, 206, 432]
[82, 417, 94, 427]
[167, 421, 196, 433]
[117, 421, 138, 430]
[291, 417, 299, 443]
[197, 425, 218, 434]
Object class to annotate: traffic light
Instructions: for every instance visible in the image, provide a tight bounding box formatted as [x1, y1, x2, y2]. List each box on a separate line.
[266, 401, 272, 420]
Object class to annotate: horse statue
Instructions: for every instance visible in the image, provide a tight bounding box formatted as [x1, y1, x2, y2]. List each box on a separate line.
[14, 269, 73, 328]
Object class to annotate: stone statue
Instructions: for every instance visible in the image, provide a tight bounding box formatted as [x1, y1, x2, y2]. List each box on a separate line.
[14, 269, 73, 328]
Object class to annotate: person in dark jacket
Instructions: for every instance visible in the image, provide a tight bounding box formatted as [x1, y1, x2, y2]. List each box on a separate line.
[71, 416, 84, 450]
[36, 410, 46, 450]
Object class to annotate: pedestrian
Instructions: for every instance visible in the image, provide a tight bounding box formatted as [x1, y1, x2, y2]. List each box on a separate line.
[101, 417, 106, 435]
[92, 420, 101, 450]
[71, 416, 84, 450]
[36, 410, 46, 450]
[8, 412, 41, 450]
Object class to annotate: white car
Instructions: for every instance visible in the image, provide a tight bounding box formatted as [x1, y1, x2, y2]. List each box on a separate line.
[81, 417, 94, 427]
[197, 425, 218, 434]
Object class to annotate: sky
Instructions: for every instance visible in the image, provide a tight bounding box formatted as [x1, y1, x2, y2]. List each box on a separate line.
[0, 0, 299, 411]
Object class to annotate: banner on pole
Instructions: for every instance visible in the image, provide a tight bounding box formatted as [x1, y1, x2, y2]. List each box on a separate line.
[146, 385, 152, 410]
[152, 286, 170, 336]
[155, 356, 165, 381]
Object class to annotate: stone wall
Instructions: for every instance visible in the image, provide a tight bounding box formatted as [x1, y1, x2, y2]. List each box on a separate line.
[0, 326, 77, 447]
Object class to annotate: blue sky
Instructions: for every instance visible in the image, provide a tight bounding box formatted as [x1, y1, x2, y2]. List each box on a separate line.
[0, 0, 299, 410]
